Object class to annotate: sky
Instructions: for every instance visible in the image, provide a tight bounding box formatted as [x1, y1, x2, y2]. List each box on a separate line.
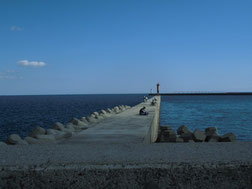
[0, 0, 252, 95]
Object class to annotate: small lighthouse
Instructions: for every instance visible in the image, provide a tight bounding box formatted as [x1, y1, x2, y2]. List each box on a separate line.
[156, 83, 160, 94]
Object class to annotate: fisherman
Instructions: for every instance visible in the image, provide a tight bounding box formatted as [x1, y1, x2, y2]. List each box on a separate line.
[151, 98, 157, 106]
[143, 96, 148, 102]
[139, 106, 148, 115]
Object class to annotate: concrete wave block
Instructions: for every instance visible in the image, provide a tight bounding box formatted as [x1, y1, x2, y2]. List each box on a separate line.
[60, 128, 74, 134]
[125, 105, 131, 109]
[220, 132, 236, 142]
[97, 110, 108, 117]
[176, 137, 184, 143]
[0, 142, 7, 146]
[113, 106, 121, 114]
[46, 129, 64, 135]
[71, 125, 85, 131]
[52, 122, 65, 131]
[46, 129, 72, 140]
[205, 127, 219, 137]
[65, 124, 75, 132]
[29, 126, 46, 138]
[100, 113, 110, 118]
[207, 136, 220, 142]
[180, 132, 194, 142]
[90, 114, 96, 118]
[94, 115, 104, 120]
[68, 123, 89, 131]
[177, 125, 191, 135]
[71, 118, 88, 126]
[55, 132, 72, 140]
[24, 136, 44, 144]
[205, 127, 220, 142]
[160, 126, 173, 132]
[80, 117, 89, 124]
[193, 129, 206, 142]
[34, 134, 56, 143]
[101, 110, 108, 115]
[93, 112, 99, 116]
[161, 130, 177, 142]
[119, 105, 126, 111]
[71, 121, 91, 131]
[106, 108, 113, 113]
[47, 129, 72, 139]
[86, 116, 98, 123]
[6, 134, 28, 145]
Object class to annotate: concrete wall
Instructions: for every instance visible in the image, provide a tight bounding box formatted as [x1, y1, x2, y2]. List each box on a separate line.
[1, 160, 251, 189]
[144, 96, 161, 144]
[0, 141, 252, 188]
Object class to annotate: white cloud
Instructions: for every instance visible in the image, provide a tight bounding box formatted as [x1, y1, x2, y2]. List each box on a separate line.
[18, 60, 46, 67]
[10, 25, 23, 31]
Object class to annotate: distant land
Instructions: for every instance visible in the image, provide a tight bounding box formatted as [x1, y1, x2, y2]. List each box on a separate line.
[150, 92, 252, 96]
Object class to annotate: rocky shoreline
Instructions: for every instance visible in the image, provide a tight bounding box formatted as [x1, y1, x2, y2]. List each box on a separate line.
[0, 105, 131, 146]
[157, 125, 236, 143]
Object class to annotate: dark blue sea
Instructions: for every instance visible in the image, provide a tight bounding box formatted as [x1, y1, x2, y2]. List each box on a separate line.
[0, 94, 145, 141]
[160, 95, 252, 141]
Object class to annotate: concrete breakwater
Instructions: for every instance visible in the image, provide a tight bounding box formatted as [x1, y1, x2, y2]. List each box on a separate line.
[0, 105, 131, 146]
[157, 125, 236, 143]
[60, 96, 161, 144]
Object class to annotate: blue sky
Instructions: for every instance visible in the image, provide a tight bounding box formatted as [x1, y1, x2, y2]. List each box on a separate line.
[0, 0, 252, 95]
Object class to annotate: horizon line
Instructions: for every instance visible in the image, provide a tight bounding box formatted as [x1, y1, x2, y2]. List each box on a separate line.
[0, 93, 149, 97]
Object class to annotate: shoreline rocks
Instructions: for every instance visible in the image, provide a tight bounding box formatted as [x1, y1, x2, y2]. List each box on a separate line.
[158, 125, 236, 143]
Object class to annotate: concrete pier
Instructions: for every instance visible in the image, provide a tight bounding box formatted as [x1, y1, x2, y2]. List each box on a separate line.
[0, 96, 252, 188]
[61, 96, 160, 145]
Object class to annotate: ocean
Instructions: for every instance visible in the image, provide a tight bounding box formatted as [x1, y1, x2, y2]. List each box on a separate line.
[160, 95, 252, 141]
[0, 94, 145, 141]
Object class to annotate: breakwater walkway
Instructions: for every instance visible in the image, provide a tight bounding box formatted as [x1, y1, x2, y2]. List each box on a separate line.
[61, 96, 160, 145]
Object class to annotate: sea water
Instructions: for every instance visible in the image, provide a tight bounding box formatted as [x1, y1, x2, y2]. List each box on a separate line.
[160, 95, 252, 141]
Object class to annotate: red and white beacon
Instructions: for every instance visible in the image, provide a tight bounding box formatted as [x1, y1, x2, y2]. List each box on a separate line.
[156, 83, 160, 94]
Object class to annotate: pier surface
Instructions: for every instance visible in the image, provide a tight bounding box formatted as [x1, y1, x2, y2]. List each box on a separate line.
[0, 96, 252, 188]
[61, 97, 160, 144]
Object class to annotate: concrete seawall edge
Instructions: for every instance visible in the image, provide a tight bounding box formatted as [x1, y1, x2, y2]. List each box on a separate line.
[144, 96, 161, 144]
